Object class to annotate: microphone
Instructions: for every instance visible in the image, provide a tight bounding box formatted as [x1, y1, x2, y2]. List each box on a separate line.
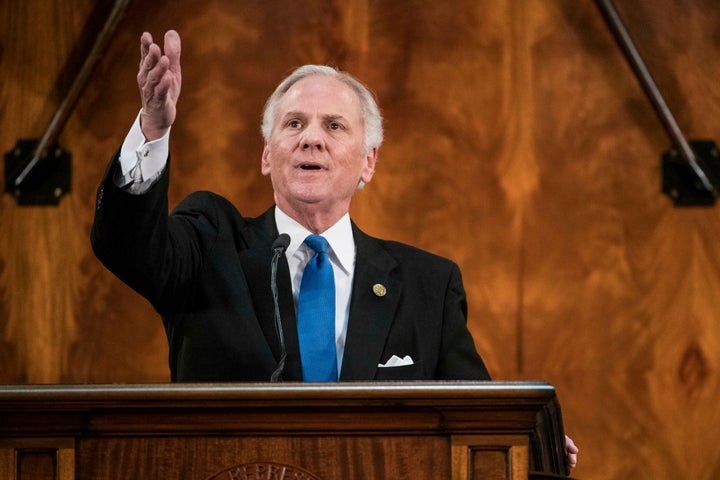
[270, 233, 291, 382]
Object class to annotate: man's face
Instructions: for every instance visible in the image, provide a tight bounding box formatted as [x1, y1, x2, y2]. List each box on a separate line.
[261, 75, 377, 216]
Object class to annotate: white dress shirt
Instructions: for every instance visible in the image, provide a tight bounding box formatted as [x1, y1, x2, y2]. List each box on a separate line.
[274, 208, 355, 375]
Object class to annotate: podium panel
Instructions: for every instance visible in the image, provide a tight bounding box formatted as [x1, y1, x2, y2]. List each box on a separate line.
[0, 382, 569, 480]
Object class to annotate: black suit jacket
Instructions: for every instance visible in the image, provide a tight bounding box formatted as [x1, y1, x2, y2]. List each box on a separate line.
[91, 155, 490, 382]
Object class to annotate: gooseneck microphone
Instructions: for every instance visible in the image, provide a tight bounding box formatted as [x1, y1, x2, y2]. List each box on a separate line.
[270, 233, 291, 382]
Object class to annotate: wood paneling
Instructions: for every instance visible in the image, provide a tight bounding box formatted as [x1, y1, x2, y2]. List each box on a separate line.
[2, 1, 720, 479]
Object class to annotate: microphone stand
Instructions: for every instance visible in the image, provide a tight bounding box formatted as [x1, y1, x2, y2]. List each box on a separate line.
[270, 234, 290, 382]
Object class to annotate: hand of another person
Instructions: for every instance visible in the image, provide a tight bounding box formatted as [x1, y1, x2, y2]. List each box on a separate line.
[137, 30, 182, 141]
[565, 435, 579, 469]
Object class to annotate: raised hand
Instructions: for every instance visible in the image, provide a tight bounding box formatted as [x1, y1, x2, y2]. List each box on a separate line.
[137, 30, 182, 141]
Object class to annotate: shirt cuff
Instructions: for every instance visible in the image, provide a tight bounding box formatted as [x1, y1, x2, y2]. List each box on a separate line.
[118, 110, 170, 181]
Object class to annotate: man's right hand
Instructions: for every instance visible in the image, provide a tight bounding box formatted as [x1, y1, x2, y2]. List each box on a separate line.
[137, 30, 182, 141]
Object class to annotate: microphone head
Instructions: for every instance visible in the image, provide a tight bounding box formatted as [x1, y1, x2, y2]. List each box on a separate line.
[272, 233, 291, 252]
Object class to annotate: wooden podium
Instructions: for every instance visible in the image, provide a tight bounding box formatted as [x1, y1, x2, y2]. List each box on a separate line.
[0, 382, 569, 480]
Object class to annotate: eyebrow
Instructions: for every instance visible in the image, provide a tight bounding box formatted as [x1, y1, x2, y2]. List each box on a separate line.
[282, 111, 305, 119]
[282, 111, 349, 123]
[324, 114, 348, 124]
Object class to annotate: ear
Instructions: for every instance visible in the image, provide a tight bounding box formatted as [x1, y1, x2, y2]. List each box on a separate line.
[359, 147, 378, 184]
[261, 142, 271, 176]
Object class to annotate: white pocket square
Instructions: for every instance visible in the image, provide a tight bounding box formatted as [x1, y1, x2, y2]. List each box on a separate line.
[378, 355, 414, 368]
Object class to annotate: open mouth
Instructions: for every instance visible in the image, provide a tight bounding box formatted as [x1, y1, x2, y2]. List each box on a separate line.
[299, 164, 323, 170]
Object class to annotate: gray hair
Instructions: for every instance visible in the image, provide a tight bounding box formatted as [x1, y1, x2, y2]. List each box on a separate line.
[261, 65, 384, 153]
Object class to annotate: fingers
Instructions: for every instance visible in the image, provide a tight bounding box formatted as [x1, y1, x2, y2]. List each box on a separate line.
[139, 31, 153, 69]
[137, 35, 161, 91]
[564, 435, 579, 469]
[144, 55, 170, 93]
[141, 53, 171, 115]
[137, 31, 181, 94]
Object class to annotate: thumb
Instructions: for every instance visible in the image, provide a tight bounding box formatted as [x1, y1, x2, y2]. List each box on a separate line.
[164, 30, 182, 74]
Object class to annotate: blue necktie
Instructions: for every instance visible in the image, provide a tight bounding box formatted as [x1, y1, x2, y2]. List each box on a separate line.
[297, 235, 338, 382]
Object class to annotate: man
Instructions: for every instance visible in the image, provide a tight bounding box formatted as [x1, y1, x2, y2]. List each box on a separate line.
[91, 29, 490, 383]
[91, 29, 578, 468]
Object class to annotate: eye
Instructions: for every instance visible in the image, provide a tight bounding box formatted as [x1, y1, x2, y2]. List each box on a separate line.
[328, 121, 342, 131]
[287, 119, 302, 129]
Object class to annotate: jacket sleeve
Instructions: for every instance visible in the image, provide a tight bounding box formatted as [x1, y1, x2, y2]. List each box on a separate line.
[90, 152, 204, 311]
[435, 262, 492, 380]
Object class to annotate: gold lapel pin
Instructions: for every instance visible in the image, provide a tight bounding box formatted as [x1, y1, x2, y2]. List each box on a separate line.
[372, 283, 387, 297]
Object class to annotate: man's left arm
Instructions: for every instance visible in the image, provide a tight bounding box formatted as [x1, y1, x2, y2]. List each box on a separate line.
[435, 263, 491, 380]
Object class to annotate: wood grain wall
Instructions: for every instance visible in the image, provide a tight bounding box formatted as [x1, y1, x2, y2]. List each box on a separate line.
[2, 0, 720, 478]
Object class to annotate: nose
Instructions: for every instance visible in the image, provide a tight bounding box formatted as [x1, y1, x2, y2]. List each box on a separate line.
[300, 123, 325, 151]
[303, 141, 322, 150]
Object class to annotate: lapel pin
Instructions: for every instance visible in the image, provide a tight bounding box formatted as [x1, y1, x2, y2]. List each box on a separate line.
[372, 283, 387, 297]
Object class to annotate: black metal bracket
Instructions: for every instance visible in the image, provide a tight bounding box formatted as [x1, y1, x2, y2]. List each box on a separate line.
[595, 0, 719, 206]
[3, 0, 131, 206]
[4, 140, 72, 206]
[662, 140, 720, 206]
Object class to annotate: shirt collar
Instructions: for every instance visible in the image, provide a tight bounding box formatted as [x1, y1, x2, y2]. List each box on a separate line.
[274, 206, 355, 275]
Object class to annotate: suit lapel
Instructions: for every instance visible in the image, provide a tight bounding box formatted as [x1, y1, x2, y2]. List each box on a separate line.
[340, 224, 401, 381]
[238, 208, 303, 381]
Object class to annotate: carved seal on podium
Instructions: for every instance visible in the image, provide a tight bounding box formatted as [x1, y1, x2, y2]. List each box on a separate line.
[205, 462, 322, 480]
